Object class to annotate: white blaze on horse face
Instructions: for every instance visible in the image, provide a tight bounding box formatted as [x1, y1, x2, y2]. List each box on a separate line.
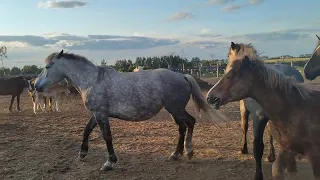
[207, 68, 231, 96]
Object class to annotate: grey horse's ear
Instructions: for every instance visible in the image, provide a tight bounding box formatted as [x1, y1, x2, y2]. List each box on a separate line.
[316, 35, 320, 40]
[55, 50, 64, 59]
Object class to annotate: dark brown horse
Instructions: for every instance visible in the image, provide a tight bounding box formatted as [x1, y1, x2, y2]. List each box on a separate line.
[0, 76, 29, 112]
[226, 42, 304, 180]
[207, 55, 319, 180]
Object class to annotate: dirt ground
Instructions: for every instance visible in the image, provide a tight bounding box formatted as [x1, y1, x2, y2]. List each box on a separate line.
[1, 78, 319, 180]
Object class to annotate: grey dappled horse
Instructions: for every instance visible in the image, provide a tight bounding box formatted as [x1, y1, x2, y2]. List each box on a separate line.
[226, 42, 304, 180]
[304, 35, 320, 80]
[34, 50, 223, 171]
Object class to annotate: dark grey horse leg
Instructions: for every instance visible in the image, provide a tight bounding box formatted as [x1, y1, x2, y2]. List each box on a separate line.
[94, 112, 117, 171]
[240, 100, 249, 154]
[253, 115, 268, 180]
[184, 113, 196, 159]
[16, 94, 21, 111]
[79, 116, 97, 159]
[169, 115, 187, 160]
[266, 122, 276, 162]
[9, 95, 16, 112]
[167, 109, 195, 160]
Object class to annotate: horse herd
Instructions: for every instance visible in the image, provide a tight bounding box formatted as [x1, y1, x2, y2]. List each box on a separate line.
[1, 36, 320, 180]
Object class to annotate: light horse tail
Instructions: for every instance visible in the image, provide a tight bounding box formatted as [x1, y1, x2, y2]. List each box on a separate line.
[184, 74, 228, 125]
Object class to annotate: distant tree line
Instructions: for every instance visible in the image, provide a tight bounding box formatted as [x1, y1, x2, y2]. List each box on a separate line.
[0, 65, 42, 77]
[0, 52, 311, 77]
[103, 55, 228, 72]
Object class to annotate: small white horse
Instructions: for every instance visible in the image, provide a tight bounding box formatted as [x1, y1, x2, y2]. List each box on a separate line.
[133, 66, 144, 72]
[28, 79, 70, 114]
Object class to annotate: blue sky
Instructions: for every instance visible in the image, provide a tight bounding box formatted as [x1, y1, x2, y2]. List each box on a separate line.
[0, 0, 319, 68]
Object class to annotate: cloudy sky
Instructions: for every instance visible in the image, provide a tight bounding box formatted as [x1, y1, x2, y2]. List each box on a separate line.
[0, 0, 319, 68]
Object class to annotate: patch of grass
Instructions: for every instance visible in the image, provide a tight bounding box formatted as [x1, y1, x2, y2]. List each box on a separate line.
[264, 58, 309, 63]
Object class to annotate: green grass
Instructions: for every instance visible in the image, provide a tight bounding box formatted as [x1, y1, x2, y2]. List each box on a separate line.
[264, 57, 309, 63]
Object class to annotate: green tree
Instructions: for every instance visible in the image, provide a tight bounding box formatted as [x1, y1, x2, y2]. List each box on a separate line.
[10, 66, 22, 75]
[0, 68, 10, 77]
[22, 65, 41, 75]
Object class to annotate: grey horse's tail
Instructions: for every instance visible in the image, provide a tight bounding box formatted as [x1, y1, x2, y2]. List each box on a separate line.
[184, 74, 210, 113]
[184, 74, 229, 124]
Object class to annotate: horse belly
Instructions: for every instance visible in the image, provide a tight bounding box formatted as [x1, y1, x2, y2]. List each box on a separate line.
[110, 103, 163, 121]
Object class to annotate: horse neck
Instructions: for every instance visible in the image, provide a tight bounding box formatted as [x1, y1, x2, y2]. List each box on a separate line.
[62, 61, 99, 93]
[249, 75, 289, 119]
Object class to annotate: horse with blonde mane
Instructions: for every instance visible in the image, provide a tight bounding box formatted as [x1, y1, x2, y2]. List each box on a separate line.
[133, 66, 144, 72]
[28, 78, 70, 114]
[34, 50, 226, 171]
[224, 42, 304, 180]
[207, 55, 319, 180]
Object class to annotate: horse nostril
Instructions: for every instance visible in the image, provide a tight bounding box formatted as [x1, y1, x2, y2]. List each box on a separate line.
[206, 96, 211, 102]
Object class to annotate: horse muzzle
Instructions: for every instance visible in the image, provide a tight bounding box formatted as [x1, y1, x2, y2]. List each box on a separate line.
[35, 80, 48, 92]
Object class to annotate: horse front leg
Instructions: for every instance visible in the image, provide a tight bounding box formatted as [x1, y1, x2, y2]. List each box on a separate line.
[79, 116, 97, 159]
[266, 122, 276, 162]
[307, 151, 320, 180]
[253, 113, 268, 180]
[9, 95, 15, 112]
[94, 111, 117, 171]
[55, 96, 59, 112]
[272, 147, 296, 180]
[240, 100, 249, 154]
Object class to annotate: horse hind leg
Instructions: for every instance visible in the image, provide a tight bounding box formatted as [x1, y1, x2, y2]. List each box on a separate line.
[16, 94, 21, 111]
[240, 100, 249, 154]
[167, 109, 195, 161]
[252, 112, 268, 180]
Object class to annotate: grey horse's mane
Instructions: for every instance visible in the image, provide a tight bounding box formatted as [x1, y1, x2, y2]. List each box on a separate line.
[45, 52, 96, 67]
[235, 56, 313, 100]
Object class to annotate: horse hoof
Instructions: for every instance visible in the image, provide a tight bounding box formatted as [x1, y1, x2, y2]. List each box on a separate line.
[100, 161, 114, 171]
[266, 155, 275, 163]
[187, 151, 194, 159]
[168, 154, 180, 161]
[100, 166, 113, 171]
[240, 148, 248, 154]
[79, 150, 88, 159]
[254, 172, 263, 180]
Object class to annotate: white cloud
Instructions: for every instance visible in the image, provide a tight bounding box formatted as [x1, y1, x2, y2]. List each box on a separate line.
[248, 0, 264, 5]
[167, 12, 194, 21]
[38, 0, 87, 9]
[0, 34, 179, 51]
[1, 28, 320, 68]
[207, 0, 235, 5]
[221, 4, 244, 12]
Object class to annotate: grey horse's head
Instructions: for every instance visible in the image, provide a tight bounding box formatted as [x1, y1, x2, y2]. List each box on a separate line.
[304, 35, 320, 80]
[35, 50, 67, 92]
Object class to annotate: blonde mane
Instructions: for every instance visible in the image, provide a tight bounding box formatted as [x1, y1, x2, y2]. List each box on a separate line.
[226, 42, 260, 72]
[236, 56, 313, 100]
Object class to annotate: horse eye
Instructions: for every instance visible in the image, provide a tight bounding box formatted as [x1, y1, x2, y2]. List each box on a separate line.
[45, 66, 50, 69]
